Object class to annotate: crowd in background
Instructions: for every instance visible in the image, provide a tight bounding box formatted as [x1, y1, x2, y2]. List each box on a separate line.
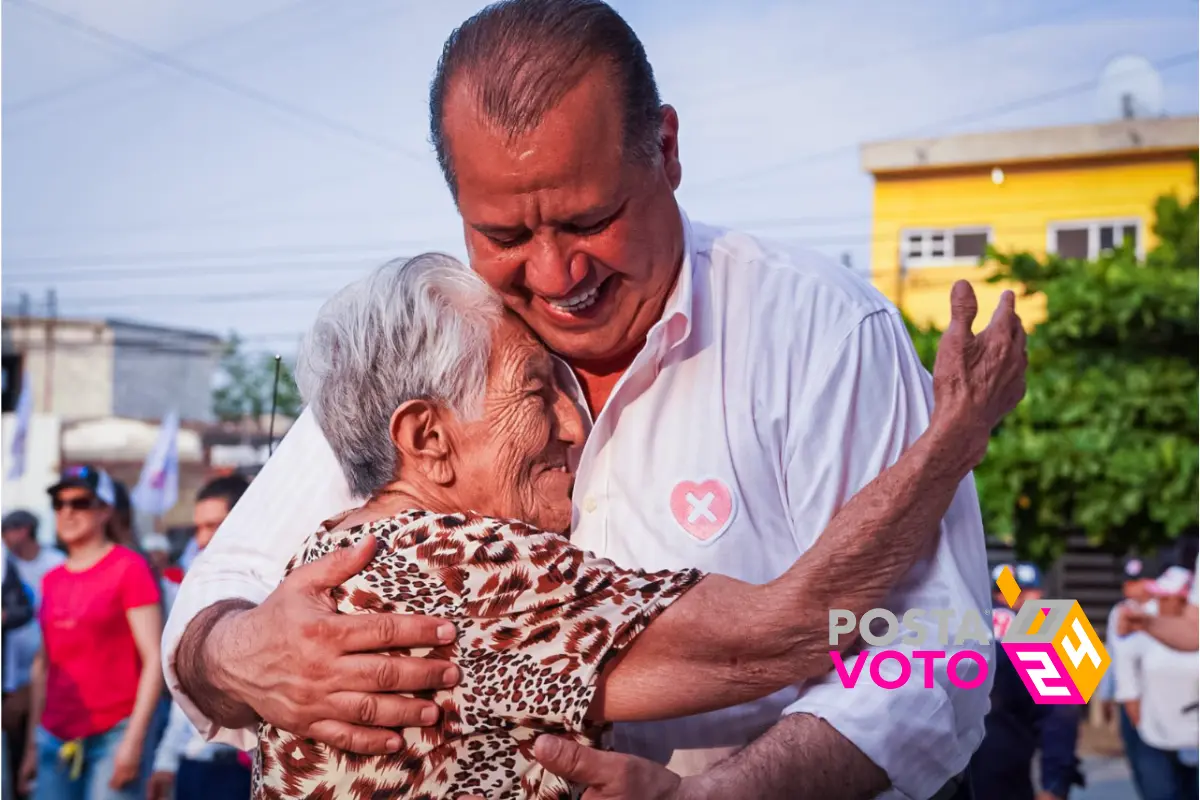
[0, 459, 1196, 800]
[0, 467, 252, 800]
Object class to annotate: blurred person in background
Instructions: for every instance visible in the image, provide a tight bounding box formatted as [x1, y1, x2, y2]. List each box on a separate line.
[1101, 555, 1159, 794]
[1114, 563, 1199, 800]
[147, 474, 250, 800]
[970, 562, 1083, 800]
[2, 510, 64, 799]
[142, 534, 179, 611]
[2, 542, 36, 800]
[17, 466, 163, 800]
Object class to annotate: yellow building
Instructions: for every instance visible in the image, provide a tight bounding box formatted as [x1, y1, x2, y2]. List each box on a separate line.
[861, 115, 1198, 329]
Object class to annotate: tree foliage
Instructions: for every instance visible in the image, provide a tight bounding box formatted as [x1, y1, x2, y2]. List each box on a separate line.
[212, 333, 303, 424]
[905, 175, 1198, 564]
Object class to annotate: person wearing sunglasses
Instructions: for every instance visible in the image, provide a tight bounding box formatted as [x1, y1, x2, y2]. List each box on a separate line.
[18, 466, 163, 800]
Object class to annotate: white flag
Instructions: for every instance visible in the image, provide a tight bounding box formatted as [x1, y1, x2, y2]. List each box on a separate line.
[7, 370, 33, 481]
[132, 410, 180, 517]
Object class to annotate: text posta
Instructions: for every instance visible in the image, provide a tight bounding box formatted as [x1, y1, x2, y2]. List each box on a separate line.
[828, 608, 992, 690]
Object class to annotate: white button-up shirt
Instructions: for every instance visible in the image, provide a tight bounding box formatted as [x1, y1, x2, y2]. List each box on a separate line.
[164, 211, 992, 799]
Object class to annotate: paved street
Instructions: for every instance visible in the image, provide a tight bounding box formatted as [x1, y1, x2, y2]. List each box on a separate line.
[1075, 756, 1137, 800]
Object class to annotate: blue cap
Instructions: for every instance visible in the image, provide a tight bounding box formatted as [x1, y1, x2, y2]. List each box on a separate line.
[990, 561, 1042, 589]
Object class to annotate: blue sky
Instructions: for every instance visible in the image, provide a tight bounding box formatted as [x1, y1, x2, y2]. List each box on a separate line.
[3, 0, 1197, 353]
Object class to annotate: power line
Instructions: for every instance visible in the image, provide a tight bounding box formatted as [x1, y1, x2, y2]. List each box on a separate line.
[4, 0, 320, 115]
[2, 0, 429, 163]
[690, 49, 1200, 192]
[674, 0, 1095, 109]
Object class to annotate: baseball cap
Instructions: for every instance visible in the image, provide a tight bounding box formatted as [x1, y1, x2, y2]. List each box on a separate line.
[2, 509, 38, 532]
[47, 465, 117, 507]
[1147, 565, 1193, 598]
[141, 532, 170, 554]
[990, 561, 1042, 589]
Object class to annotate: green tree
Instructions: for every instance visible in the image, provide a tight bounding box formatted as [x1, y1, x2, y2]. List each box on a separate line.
[212, 333, 303, 424]
[905, 178, 1198, 564]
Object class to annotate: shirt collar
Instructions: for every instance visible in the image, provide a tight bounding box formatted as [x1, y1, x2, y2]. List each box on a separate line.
[654, 206, 697, 352]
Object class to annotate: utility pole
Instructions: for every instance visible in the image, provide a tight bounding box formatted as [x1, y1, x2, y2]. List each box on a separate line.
[43, 288, 57, 413]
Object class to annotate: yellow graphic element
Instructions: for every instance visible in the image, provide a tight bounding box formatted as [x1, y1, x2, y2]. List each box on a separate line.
[1026, 608, 1048, 636]
[1050, 602, 1111, 703]
[995, 565, 1022, 608]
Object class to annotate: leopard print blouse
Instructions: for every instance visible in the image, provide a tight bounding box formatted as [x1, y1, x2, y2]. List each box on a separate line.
[254, 509, 702, 800]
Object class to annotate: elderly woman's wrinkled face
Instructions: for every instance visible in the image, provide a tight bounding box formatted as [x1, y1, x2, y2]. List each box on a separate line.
[453, 315, 586, 533]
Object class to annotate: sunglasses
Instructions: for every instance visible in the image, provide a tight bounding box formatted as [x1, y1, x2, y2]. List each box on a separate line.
[52, 497, 99, 512]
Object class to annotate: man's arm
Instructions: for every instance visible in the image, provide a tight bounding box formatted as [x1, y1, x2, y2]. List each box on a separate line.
[760, 305, 996, 800]
[1141, 605, 1199, 651]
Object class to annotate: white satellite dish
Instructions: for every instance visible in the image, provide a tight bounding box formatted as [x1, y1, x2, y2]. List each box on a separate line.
[1096, 55, 1165, 120]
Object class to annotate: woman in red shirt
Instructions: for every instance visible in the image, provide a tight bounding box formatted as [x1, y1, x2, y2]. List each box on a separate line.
[18, 466, 163, 800]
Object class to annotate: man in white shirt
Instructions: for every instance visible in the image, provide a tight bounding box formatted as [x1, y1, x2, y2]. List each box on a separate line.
[163, 2, 1002, 797]
[148, 475, 251, 800]
[1113, 565, 1199, 798]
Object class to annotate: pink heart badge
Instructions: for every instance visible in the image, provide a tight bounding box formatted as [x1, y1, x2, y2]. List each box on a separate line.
[669, 479, 736, 543]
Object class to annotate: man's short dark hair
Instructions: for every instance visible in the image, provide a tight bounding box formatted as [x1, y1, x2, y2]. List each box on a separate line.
[429, 0, 662, 198]
[196, 474, 250, 513]
[1, 510, 38, 538]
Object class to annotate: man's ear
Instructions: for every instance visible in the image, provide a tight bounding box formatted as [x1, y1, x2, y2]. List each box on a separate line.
[659, 105, 681, 190]
[390, 400, 454, 485]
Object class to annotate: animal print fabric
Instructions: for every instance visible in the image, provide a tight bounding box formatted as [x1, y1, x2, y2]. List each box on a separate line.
[254, 509, 703, 800]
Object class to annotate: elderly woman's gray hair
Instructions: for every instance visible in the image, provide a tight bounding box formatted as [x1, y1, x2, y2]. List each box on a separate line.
[295, 253, 503, 498]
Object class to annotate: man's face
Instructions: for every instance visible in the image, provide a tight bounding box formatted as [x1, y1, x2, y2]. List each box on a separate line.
[193, 497, 232, 551]
[2, 524, 33, 552]
[443, 63, 684, 365]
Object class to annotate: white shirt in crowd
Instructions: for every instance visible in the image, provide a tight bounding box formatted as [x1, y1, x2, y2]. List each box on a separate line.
[164, 211, 993, 800]
[3, 546, 65, 692]
[1112, 598, 1200, 751]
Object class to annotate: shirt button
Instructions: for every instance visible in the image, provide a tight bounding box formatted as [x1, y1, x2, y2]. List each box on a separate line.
[583, 496, 598, 513]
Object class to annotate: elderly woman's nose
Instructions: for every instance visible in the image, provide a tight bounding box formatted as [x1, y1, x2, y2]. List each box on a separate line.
[553, 391, 586, 445]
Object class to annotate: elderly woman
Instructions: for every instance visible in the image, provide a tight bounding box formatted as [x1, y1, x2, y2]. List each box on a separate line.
[254, 253, 1026, 799]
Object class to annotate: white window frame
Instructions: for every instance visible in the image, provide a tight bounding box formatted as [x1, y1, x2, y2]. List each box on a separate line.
[899, 226, 993, 269]
[1046, 218, 1143, 261]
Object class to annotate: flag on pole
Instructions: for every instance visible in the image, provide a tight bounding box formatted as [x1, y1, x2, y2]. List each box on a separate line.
[132, 410, 180, 516]
[7, 370, 33, 481]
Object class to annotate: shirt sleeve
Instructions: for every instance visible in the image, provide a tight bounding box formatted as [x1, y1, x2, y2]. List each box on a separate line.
[457, 528, 704, 733]
[162, 407, 356, 750]
[153, 702, 199, 774]
[1112, 626, 1144, 703]
[119, 550, 162, 610]
[780, 309, 993, 800]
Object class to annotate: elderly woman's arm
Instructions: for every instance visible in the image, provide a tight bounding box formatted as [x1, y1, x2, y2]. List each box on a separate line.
[588, 399, 979, 722]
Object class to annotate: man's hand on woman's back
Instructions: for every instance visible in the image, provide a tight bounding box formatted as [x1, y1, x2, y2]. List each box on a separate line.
[175, 535, 461, 754]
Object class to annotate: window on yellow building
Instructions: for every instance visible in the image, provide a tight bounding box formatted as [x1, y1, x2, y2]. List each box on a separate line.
[1048, 219, 1140, 260]
[900, 227, 991, 267]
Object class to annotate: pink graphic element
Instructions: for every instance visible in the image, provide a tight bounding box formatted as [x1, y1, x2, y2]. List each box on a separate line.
[869, 650, 911, 689]
[948, 651, 989, 689]
[912, 651, 946, 688]
[1003, 642, 1084, 704]
[669, 479, 734, 541]
[992, 608, 1015, 640]
[829, 651, 870, 688]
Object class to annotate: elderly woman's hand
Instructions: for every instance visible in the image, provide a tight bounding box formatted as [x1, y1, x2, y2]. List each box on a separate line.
[930, 282, 1027, 468]
[195, 536, 462, 754]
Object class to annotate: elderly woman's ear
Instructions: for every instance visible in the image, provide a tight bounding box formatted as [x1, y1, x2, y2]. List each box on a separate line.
[389, 400, 456, 486]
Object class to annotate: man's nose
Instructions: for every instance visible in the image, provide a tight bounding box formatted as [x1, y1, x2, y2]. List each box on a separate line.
[524, 238, 588, 298]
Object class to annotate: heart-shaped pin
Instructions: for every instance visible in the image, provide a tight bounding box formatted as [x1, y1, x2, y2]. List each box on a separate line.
[669, 479, 735, 542]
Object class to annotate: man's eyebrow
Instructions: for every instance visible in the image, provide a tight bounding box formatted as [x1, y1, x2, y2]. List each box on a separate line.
[473, 221, 527, 236]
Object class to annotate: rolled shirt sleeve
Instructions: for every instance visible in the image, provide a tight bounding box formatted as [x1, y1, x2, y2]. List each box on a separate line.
[162, 408, 356, 750]
[780, 309, 994, 800]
